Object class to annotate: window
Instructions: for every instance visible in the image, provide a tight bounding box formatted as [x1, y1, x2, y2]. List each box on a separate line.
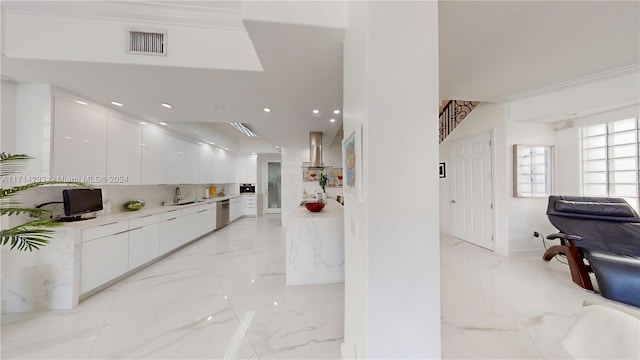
[582, 117, 640, 212]
[513, 145, 554, 197]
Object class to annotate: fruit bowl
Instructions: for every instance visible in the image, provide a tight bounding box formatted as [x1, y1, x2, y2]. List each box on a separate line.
[304, 202, 325, 212]
[123, 200, 145, 211]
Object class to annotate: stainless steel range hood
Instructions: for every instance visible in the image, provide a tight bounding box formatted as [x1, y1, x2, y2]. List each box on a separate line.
[308, 131, 324, 168]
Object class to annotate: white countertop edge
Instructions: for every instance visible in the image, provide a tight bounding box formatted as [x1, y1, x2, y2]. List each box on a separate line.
[59, 195, 245, 229]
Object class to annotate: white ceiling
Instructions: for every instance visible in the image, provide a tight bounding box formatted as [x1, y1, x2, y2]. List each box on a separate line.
[2, 1, 638, 152]
[439, 0, 640, 102]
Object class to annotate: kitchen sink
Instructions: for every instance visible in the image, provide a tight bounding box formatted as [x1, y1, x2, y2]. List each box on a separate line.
[170, 201, 198, 206]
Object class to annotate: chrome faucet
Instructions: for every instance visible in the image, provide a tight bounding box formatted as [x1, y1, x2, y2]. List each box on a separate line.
[174, 187, 181, 204]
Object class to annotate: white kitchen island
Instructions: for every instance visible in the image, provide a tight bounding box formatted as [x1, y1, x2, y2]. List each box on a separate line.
[285, 200, 344, 285]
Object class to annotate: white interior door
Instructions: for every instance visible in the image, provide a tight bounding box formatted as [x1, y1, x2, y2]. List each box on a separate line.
[264, 161, 281, 214]
[450, 132, 494, 250]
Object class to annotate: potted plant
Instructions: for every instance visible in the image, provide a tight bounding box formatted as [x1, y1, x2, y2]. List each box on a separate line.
[0, 153, 85, 251]
[318, 172, 328, 203]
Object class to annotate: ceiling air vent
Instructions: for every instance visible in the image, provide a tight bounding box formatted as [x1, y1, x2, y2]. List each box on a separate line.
[126, 29, 167, 56]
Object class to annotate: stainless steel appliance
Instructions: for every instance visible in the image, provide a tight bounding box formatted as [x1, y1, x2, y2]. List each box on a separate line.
[240, 184, 255, 193]
[216, 200, 230, 229]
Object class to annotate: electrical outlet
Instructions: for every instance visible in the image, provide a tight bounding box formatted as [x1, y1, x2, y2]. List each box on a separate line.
[533, 231, 541, 238]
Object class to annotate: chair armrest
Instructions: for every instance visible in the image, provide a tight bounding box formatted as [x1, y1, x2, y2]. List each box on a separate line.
[547, 233, 583, 241]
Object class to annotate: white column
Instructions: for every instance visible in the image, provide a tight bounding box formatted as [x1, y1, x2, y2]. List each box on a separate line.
[343, 1, 441, 359]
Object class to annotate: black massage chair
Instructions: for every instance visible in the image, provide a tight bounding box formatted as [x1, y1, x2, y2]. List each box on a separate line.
[544, 196, 640, 307]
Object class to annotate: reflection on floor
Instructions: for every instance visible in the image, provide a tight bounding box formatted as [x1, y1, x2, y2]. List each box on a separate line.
[1, 216, 615, 359]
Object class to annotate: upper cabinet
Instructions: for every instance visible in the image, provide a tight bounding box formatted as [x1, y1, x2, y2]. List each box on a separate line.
[52, 97, 107, 180]
[166, 137, 199, 184]
[107, 115, 141, 185]
[199, 145, 215, 184]
[213, 150, 236, 183]
[140, 126, 168, 185]
[235, 154, 258, 183]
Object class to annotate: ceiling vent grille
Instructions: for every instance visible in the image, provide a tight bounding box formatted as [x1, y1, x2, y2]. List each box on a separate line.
[127, 29, 166, 56]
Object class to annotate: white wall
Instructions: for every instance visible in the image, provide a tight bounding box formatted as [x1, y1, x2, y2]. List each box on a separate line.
[1, 80, 17, 152]
[242, 1, 348, 29]
[343, 2, 441, 358]
[505, 121, 558, 255]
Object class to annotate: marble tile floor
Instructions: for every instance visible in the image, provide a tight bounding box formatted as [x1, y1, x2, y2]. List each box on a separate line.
[1, 216, 623, 359]
[2, 216, 344, 359]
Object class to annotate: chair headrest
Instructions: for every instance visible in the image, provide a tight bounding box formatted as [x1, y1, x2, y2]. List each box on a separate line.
[547, 196, 640, 222]
[556, 200, 637, 218]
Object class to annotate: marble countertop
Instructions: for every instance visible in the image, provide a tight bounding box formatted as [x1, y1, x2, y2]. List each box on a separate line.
[60, 195, 243, 229]
[290, 200, 344, 219]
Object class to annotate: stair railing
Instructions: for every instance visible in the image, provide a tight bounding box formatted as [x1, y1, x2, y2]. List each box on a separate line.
[439, 100, 479, 143]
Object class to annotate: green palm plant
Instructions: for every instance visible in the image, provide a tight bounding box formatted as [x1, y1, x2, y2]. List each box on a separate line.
[0, 152, 86, 251]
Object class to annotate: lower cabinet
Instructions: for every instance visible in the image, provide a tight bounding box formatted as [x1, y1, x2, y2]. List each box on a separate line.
[80, 203, 220, 296]
[230, 197, 243, 222]
[243, 196, 257, 216]
[128, 222, 160, 270]
[160, 215, 182, 254]
[181, 211, 202, 244]
[81, 231, 129, 294]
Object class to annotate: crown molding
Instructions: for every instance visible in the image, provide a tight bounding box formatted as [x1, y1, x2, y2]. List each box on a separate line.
[499, 63, 640, 103]
[1, 1, 245, 31]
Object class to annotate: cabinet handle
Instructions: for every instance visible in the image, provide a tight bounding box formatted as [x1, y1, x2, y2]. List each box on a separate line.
[128, 226, 143, 231]
[196, 210, 207, 214]
[99, 222, 118, 227]
[139, 214, 153, 218]
[113, 230, 130, 235]
[166, 217, 177, 221]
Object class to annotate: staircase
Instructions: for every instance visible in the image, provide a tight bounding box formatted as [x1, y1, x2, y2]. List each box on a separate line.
[439, 100, 479, 143]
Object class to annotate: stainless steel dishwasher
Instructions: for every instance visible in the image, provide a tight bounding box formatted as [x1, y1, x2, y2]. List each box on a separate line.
[216, 200, 230, 229]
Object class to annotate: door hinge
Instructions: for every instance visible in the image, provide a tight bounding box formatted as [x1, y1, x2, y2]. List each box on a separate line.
[491, 235, 494, 241]
[489, 140, 492, 146]
[490, 203, 493, 209]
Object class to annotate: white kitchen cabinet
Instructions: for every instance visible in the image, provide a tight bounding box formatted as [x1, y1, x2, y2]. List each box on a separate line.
[128, 215, 160, 270]
[181, 209, 202, 244]
[52, 97, 107, 180]
[230, 197, 243, 222]
[166, 136, 185, 185]
[213, 150, 236, 184]
[141, 126, 168, 184]
[80, 228, 129, 294]
[107, 115, 142, 185]
[167, 137, 199, 184]
[243, 195, 257, 217]
[183, 142, 199, 184]
[160, 210, 182, 254]
[199, 145, 215, 184]
[247, 155, 257, 183]
[202, 205, 217, 233]
[235, 155, 258, 184]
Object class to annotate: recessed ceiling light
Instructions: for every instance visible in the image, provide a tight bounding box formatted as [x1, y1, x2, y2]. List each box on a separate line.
[161, 103, 173, 109]
[275, 145, 280, 149]
[224, 147, 229, 151]
[263, 107, 271, 113]
[159, 122, 168, 126]
[312, 109, 319, 114]
[210, 142, 215, 145]
[229, 122, 258, 137]
[75, 100, 88, 105]
[333, 110, 341, 114]
[252, 152, 256, 155]
[329, 118, 336, 123]
[139, 121, 147, 125]
[198, 142, 204, 145]
[110, 101, 123, 107]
